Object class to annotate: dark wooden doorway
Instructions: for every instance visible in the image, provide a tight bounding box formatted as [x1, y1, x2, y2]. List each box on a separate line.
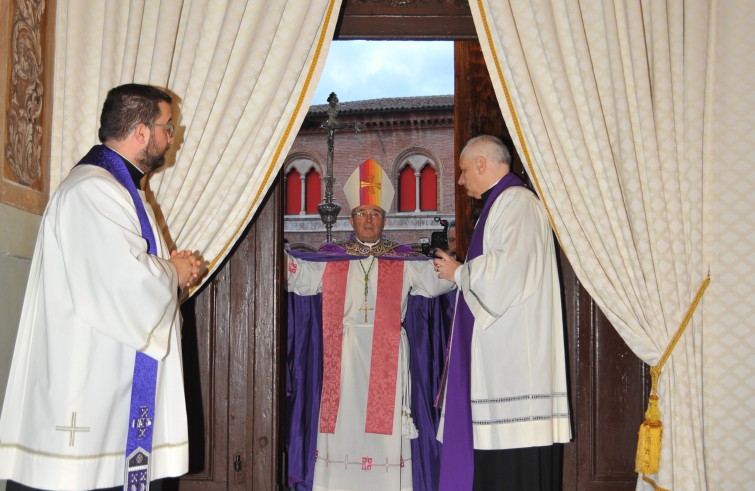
[172, 183, 284, 490]
[453, 40, 650, 490]
[175, 1, 648, 489]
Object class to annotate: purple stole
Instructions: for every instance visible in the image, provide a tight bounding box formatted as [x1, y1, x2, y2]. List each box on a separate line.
[77, 145, 159, 490]
[438, 173, 527, 491]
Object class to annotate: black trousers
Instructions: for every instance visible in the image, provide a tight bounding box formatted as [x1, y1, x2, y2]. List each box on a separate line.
[473, 444, 564, 491]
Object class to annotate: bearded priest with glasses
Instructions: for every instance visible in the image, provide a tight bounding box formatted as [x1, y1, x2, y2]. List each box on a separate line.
[285, 158, 455, 491]
[0, 84, 202, 490]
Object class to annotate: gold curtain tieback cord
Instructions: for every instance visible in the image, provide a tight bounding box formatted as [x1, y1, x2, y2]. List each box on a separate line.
[635, 274, 710, 491]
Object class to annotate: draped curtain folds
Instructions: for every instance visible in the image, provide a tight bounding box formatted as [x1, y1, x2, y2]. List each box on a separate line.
[469, 1, 710, 489]
[50, 0, 342, 285]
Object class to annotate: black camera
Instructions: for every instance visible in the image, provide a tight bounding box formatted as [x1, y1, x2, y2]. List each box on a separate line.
[421, 217, 449, 256]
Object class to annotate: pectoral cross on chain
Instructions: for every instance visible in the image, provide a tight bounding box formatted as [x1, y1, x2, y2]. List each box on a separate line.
[358, 304, 375, 322]
[358, 256, 377, 322]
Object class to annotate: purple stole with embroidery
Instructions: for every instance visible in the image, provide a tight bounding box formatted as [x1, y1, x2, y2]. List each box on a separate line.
[438, 173, 527, 491]
[77, 145, 158, 490]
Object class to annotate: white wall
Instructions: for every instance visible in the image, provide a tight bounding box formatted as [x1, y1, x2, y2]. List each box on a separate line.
[704, 3, 755, 489]
[0, 203, 40, 491]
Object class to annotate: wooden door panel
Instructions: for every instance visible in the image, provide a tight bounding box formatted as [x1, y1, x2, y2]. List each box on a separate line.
[561, 252, 649, 489]
[171, 180, 283, 490]
[590, 311, 647, 483]
[453, 40, 528, 261]
[244, 185, 284, 490]
[162, 270, 231, 490]
[334, 0, 477, 40]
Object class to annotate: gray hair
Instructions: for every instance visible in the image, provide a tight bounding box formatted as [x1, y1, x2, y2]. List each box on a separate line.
[462, 134, 512, 166]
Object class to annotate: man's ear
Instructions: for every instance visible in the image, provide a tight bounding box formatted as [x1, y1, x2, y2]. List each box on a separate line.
[133, 123, 150, 145]
[475, 155, 486, 174]
[348, 216, 354, 228]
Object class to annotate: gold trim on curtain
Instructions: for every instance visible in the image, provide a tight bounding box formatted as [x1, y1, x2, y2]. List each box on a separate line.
[468, 1, 710, 489]
[50, 0, 343, 289]
[206, 0, 340, 274]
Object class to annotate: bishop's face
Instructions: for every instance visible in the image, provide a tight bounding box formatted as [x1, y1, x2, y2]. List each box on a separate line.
[349, 205, 386, 243]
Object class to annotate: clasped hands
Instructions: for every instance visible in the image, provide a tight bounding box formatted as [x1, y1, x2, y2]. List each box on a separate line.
[170, 249, 204, 289]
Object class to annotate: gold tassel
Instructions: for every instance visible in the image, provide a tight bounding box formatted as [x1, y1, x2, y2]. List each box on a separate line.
[633, 275, 710, 481]
[635, 394, 663, 473]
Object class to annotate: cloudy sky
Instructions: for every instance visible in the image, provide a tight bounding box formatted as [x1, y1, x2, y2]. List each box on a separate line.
[311, 40, 454, 105]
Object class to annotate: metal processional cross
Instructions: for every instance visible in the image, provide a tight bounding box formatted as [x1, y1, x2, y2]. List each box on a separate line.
[317, 92, 363, 243]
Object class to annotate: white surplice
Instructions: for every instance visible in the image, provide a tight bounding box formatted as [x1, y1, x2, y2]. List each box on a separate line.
[287, 251, 453, 491]
[440, 186, 571, 450]
[0, 165, 188, 490]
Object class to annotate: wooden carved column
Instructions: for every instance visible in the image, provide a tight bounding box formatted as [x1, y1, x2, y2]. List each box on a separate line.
[1, 0, 55, 213]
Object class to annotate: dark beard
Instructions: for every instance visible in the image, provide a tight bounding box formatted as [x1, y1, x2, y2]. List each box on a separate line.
[143, 153, 165, 172]
[136, 138, 166, 173]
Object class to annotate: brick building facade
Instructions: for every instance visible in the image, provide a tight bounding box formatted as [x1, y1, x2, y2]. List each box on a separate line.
[283, 95, 455, 253]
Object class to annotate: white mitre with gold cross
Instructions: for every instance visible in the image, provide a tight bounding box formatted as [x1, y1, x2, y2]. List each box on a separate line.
[343, 158, 395, 211]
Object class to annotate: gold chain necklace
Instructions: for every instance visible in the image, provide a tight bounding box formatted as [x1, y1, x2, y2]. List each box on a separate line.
[357, 256, 377, 322]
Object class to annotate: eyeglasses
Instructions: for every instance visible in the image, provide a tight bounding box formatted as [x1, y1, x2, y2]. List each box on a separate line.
[352, 210, 383, 220]
[145, 122, 174, 138]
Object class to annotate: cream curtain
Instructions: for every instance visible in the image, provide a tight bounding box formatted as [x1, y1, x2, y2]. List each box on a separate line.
[469, 1, 710, 489]
[50, 0, 342, 285]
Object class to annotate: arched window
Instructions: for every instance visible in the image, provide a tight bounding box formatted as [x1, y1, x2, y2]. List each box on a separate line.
[396, 153, 438, 212]
[305, 169, 321, 214]
[419, 164, 437, 211]
[398, 165, 416, 212]
[284, 158, 322, 215]
[286, 169, 302, 215]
